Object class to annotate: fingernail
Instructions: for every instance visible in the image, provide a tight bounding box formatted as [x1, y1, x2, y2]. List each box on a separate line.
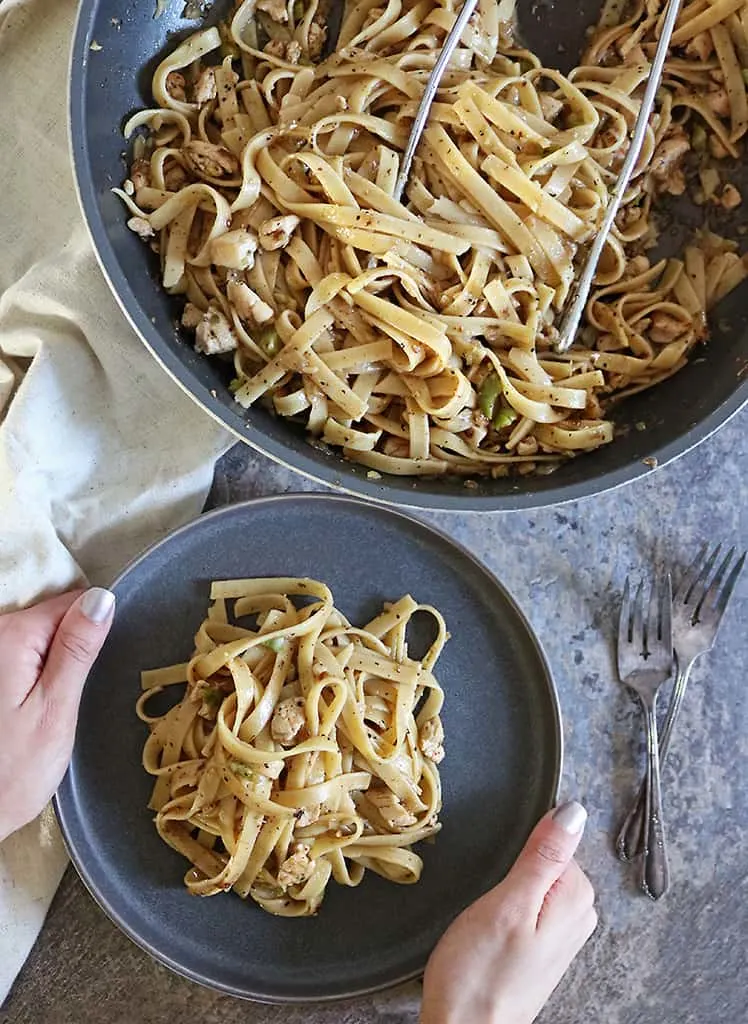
[80, 587, 115, 624]
[552, 800, 587, 835]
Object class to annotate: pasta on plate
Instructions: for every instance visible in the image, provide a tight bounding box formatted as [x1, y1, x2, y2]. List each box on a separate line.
[137, 577, 447, 916]
[118, 0, 748, 476]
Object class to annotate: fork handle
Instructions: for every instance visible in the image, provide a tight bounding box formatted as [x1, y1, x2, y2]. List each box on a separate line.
[641, 698, 669, 900]
[616, 658, 695, 861]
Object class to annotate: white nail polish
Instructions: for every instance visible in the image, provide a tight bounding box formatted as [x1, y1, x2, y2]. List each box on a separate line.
[552, 800, 587, 835]
[80, 587, 115, 624]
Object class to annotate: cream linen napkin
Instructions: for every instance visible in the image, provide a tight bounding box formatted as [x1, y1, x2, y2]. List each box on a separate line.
[0, 0, 232, 1003]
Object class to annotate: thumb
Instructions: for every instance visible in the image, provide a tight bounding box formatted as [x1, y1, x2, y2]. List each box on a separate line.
[504, 800, 588, 917]
[39, 587, 115, 724]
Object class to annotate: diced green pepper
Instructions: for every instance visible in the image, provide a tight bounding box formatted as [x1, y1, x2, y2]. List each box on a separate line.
[257, 326, 281, 357]
[202, 686, 223, 707]
[692, 125, 707, 152]
[478, 372, 502, 420]
[229, 760, 256, 779]
[293, 0, 305, 20]
[228, 377, 242, 393]
[493, 405, 519, 430]
[262, 636, 286, 652]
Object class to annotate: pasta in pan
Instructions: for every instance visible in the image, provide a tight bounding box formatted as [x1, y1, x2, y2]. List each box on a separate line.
[137, 578, 447, 916]
[118, 0, 748, 476]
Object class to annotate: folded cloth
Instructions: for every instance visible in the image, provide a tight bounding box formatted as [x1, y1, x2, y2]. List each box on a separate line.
[0, 0, 231, 1002]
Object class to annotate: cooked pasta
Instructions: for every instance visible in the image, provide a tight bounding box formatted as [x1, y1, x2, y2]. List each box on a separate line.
[118, 0, 748, 477]
[137, 577, 447, 916]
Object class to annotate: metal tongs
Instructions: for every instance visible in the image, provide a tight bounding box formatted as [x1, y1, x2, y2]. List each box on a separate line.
[393, 0, 684, 352]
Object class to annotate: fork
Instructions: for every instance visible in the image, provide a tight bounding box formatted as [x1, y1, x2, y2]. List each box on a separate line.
[616, 544, 746, 866]
[617, 574, 673, 900]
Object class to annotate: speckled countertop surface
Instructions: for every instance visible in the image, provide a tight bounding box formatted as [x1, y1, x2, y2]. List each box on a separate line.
[3, 409, 747, 1024]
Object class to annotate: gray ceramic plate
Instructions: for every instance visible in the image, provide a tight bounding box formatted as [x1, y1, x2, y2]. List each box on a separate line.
[55, 495, 561, 1002]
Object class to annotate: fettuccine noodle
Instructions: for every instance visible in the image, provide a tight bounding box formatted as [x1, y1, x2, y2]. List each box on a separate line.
[137, 578, 447, 916]
[118, 0, 748, 477]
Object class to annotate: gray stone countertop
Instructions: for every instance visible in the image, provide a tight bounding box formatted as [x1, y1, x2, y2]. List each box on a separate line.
[4, 410, 747, 1024]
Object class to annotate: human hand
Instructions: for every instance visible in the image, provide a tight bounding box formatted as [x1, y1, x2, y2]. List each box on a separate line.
[0, 588, 115, 842]
[421, 801, 597, 1024]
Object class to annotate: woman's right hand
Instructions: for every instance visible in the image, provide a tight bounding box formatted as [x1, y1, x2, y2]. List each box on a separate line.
[421, 801, 597, 1024]
[0, 588, 115, 842]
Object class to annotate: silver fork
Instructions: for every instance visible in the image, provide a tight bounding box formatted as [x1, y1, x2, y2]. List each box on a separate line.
[617, 574, 673, 900]
[616, 544, 746, 865]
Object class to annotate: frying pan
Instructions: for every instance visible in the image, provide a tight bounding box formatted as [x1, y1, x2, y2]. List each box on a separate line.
[69, 0, 748, 511]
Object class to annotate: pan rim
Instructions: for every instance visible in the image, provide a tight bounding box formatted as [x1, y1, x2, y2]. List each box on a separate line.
[68, 0, 748, 512]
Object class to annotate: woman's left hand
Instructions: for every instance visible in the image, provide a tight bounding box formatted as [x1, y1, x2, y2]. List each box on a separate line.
[0, 588, 115, 841]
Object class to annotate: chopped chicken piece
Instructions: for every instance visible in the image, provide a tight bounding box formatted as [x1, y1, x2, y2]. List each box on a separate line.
[585, 392, 604, 419]
[721, 184, 742, 210]
[278, 844, 315, 887]
[181, 302, 204, 329]
[516, 436, 538, 457]
[165, 71, 187, 103]
[182, 140, 240, 179]
[685, 31, 713, 61]
[649, 312, 686, 344]
[367, 788, 418, 829]
[227, 279, 275, 325]
[194, 67, 217, 105]
[382, 436, 409, 457]
[625, 255, 650, 278]
[363, 6, 384, 29]
[164, 162, 188, 191]
[130, 158, 151, 191]
[618, 202, 639, 231]
[270, 698, 306, 745]
[665, 169, 686, 197]
[126, 216, 154, 240]
[264, 39, 286, 59]
[419, 717, 445, 764]
[597, 127, 620, 150]
[706, 86, 730, 119]
[539, 94, 564, 123]
[650, 127, 689, 184]
[335, 94, 348, 112]
[296, 804, 321, 827]
[194, 306, 239, 355]
[308, 21, 327, 60]
[211, 229, 259, 270]
[258, 214, 300, 251]
[258, 0, 288, 22]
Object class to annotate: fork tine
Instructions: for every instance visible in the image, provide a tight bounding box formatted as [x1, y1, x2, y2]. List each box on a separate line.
[674, 543, 708, 603]
[618, 576, 631, 649]
[661, 572, 673, 647]
[632, 582, 645, 656]
[685, 543, 722, 608]
[714, 551, 746, 617]
[646, 576, 659, 655]
[697, 546, 736, 618]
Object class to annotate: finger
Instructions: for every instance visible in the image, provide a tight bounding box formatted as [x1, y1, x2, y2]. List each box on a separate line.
[539, 859, 596, 931]
[37, 588, 115, 726]
[0, 591, 85, 705]
[504, 800, 588, 919]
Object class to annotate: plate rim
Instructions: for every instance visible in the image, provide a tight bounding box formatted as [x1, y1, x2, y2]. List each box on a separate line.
[68, 0, 748, 513]
[55, 492, 563, 1003]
